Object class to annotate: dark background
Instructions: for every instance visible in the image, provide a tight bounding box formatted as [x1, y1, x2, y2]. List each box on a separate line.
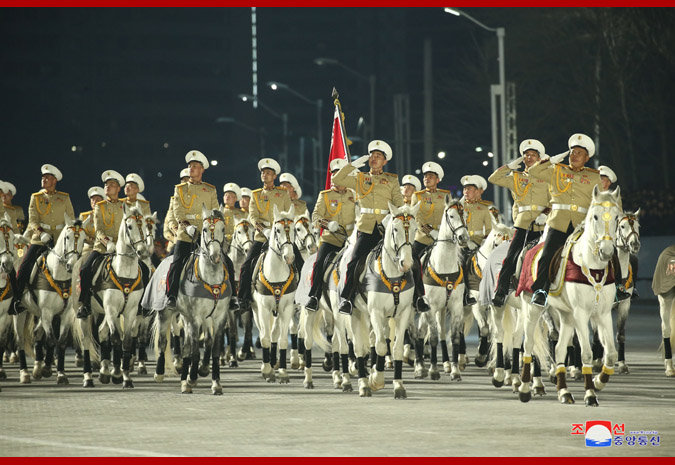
[2, 8, 674, 234]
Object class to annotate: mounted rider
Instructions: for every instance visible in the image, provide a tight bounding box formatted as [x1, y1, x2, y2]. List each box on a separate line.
[279, 173, 308, 217]
[489, 139, 551, 307]
[163, 168, 189, 254]
[80, 186, 105, 255]
[166, 150, 239, 311]
[1, 181, 26, 233]
[305, 158, 357, 311]
[236, 158, 305, 306]
[12, 164, 74, 315]
[121, 173, 151, 217]
[400, 174, 422, 205]
[332, 139, 430, 315]
[240, 187, 252, 215]
[222, 182, 246, 246]
[527, 133, 604, 307]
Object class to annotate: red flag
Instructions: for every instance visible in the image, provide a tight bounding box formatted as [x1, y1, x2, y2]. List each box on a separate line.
[325, 102, 350, 190]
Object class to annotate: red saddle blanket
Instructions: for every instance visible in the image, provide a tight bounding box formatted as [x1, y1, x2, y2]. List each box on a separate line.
[516, 243, 615, 296]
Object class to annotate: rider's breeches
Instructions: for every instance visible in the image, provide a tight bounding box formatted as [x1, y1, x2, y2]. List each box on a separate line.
[411, 241, 427, 298]
[340, 228, 382, 301]
[15, 244, 48, 298]
[166, 239, 193, 299]
[531, 224, 574, 293]
[309, 242, 340, 298]
[79, 250, 103, 302]
[495, 226, 542, 293]
[236, 240, 265, 301]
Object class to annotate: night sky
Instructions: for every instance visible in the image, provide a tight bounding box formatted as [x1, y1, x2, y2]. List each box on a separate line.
[2, 7, 674, 222]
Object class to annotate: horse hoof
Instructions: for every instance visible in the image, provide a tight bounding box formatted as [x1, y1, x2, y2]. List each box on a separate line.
[278, 375, 290, 384]
[99, 374, 111, 384]
[20, 371, 31, 384]
[342, 383, 353, 392]
[123, 380, 134, 389]
[187, 377, 198, 387]
[430, 371, 440, 381]
[181, 381, 192, 394]
[474, 355, 488, 368]
[111, 375, 123, 385]
[41, 365, 53, 378]
[83, 379, 95, 388]
[56, 375, 69, 385]
[304, 381, 314, 389]
[492, 378, 504, 388]
[9, 352, 18, 364]
[450, 373, 462, 382]
[519, 391, 532, 403]
[414, 365, 428, 379]
[359, 386, 371, 397]
[154, 374, 164, 383]
[32, 367, 43, 380]
[618, 364, 629, 375]
[229, 359, 239, 368]
[559, 392, 575, 404]
[394, 388, 407, 399]
[236, 349, 246, 362]
[198, 364, 210, 377]
[212, 385, 223, 395]
[322, 358, 333, 372]
[585, 396, 599, 407]
[534, 386, 546, 396]
[0, 370, 6, 380]
[138, 366, 148, 375]
[443, 362, 451, 373]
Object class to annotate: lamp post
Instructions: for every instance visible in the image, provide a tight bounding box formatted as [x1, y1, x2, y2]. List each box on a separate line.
[444, 8, 506, 213]
[267, 81, 323, 196]
[238, 94, 288, 168]
[314, 57, 376, 142]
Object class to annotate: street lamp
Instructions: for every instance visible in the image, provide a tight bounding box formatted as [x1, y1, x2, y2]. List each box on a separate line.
[238, 94, 288, 168]
[444, 7, 507, 213]
[314, 57, 376, 142]
[267, 81, 324, 196]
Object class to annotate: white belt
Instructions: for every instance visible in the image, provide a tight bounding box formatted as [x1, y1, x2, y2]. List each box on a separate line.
[468, 230, 484, 236]
[517, 205, 546, 213]
[552, 203, 587, 214]
[185, 214, 201, 220]
[361, 208, 389, 215]
[40, 223, 64, 231]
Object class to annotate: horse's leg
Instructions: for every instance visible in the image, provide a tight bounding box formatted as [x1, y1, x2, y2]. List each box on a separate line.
[335, 317, 352, 391]
[43, 315, 57, 378]
[392, 308, 410, 399]
[290, 307, 301, 369]
[226, 308, 238, 368]
[55, 315, 69, 385]
[414, 312, 428, 379]
[532, 355, 546, 396]
[428, 312, 440, 381]
[473, 301, 490, 368]
[591, 326, 603, 372]
[179, 318, 195, 394]
[199, 327, 212, 378]
[518, 300, 545, 402]
[593, 307, 618, 395]
[98, 321, 112, 384]
[302, 309, 314, 389]
[491, 304, 506, 388]
[256, 297, 275, 382]
[555, 311, 576, 404]
[78, 316, 95, 387]
[367, 306, 387, 393]
[137, 315, 150, 374]
[616, 299, 630, 374]
[276, 300, 293, 384]
[659, 291, 675, 376]
[153, 311, 170, 382]
[211, 316, 226, 395]
[572, 308, 597, 407]
[32, 322, 46, 380]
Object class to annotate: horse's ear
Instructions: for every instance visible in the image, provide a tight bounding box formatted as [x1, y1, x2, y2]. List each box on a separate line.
[152, 211, 158, 222]
[273, 204, 281, 221]
[382, 213, 392, 230]
[611, 185, 621, 201]
[202, 203, 209, 222]
[592, 184, 600, 201]
[410, 200, 421, 217]
[82, 214, 92, 231]
[445, 194, 451, 208]
[634, 207, 641, 217]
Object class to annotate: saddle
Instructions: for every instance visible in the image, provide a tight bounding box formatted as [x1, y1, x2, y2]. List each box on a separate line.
[27, 254, 71, 304]
[92, 255, 143, 306]
[253, 251, 299, 316]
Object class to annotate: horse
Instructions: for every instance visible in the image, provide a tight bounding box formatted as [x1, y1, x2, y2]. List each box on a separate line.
[339, 201, 420, 398]
[414, 197, 469, 382]
[13, 213, 88, 385]
[73, 204, 149, 389]
[252, 204, 298, 383]
[591, 209, 641, 374]
[517, 186, 623, 406]
[653, 245, 675, 377]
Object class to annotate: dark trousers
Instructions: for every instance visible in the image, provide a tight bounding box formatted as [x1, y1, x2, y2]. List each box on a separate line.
[531, 224, 575, 293]
[340, 228, 383, 301]
[411, 241, 428, 298]
[495, 226, 542, 294]
[15, 243, 48, 298]
[309, 242, 341, 298]
[79, 250, 103, 302]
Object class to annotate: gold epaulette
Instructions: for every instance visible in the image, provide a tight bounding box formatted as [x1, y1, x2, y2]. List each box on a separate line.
[175, 182, 188, 189]
[479, 200, 495, 206]
[414, 189, 426, 196]
[438, 188, 450, 193]
[275, 186, 286, 191]
[202, 182, 216, 189]
[586, 167, 600, 174]
[384, 172, 398, 178]
[79, 211, 92, 220]
[31, 191, 44, 197]
[56, 191, 70, 197]
[252, 188, 263, 194]
[319, 189, 332, 195]
[95, 199, 107, 207]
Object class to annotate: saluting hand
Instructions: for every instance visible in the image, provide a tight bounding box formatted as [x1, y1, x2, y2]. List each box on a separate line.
[507, 156, 523, 170]
[549, 152, 568, 166]
[351, 155, 370, 169]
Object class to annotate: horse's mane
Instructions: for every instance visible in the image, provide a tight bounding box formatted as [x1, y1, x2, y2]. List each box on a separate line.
[210, 209, 225, 221]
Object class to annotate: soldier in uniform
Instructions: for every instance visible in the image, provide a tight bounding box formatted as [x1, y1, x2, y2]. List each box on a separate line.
[489, 139, 551, 307]
[80, 186, 105, 255]
[166, 150, 239, 311]
[163, 168, 189, 254]
[77, 170, 126, 317]
[12, 164, 75, 314]
[1, 182, 26, 233]
[0, 181, 6, 220]
[222, 182, 246, 246]
[332, 140, 429, 315]
[122, 173, 151, 216]
[400, 174, 422, 205]
[305, 158, 357, 311]
[527, 133, 603, 307]
[240, 187, 252, 215]
[279, 173, 308, 217]
[412, 162, 449, 258]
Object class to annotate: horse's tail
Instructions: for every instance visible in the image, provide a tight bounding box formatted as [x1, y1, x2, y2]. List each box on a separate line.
[532, 315, 551, 373]
[20, 314, 36, 357]
[150, 310, 175, 375]
[311, 308, 331, 353]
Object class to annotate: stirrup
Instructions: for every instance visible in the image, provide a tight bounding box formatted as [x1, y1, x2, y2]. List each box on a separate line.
[76, 302, 91, 319]
[338, 299, 353, 315]
[415, 297, 430, 313]
[531, 289, 548, 307]
[166, 296, 177, 310]
[305, 296, 319, 312]
[492, 290, 507, 308]
[229, 297, 240, 311]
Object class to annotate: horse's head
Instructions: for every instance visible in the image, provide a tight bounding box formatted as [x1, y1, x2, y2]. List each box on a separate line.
[0, 214, 15, 274]
[56, 213, 86, 272]
[201, 206, 226, 264]
[617, 208, 641, 255]
[272, 204, 296, 265]
[441, 195, 469, 247]
[232, 219, 254, 257]
[383, 202, 419, 273]
[585, 185, 623, 262]
[294, 215, 318, 255]
[144, 211, 159, 256]
[486, 215, 514, 249]
[121, 204, 149, 259]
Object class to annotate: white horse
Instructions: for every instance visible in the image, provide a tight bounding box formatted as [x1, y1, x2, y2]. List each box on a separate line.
[343, 202, 420, 398]
[518, 186, 623, 406]
[415, 197, 469, 382]
[591, 209, 641, 374]
[252, 205, 297, 383]
[74, 204, 148, 389]
[654, 245, 675, 377]
[14, 214, 88, 385]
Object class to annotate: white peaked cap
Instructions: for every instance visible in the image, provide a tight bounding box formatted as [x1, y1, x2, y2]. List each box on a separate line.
[368, 140, 392, 161]
[401, 174, 422, 192]
[568, 133, 595, 158]
[101, 169, 125, 187]
[41, 164, 63, 181]
[223, 182, 242, 201]
[461, 174, 487, 191]
[422, 161, 444, 181]
[185, 150, 210, 169]
[519, 139, 546, 156]
[125, 173, 145, 193]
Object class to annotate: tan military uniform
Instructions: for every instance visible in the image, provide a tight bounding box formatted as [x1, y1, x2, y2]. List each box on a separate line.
[461, 199, 496, 245]
[312, 188, 357, 247]
[488, 165, 550, 231]
[332, 164, 404, 234]
[413, 188, 450, 246]
[172, 181, 219, 243]
[163, 196, 178, 249]
[249, 186, 292, 243]
[79, 210, 96, 253]
[122, 197, 151, 217]
[3, 204, 25, 232]
[27, 190, 75, 245]
[222, 204, 246, 243]
[528, 160, 601, 233]
[292, 198, 308, 217]
[93, 198, 125, 254]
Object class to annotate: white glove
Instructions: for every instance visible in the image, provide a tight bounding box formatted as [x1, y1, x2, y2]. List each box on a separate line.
[429, 230, 439, 240]
[185, 225, 197, 238]
[327, 221, 339, 233]
[534, 213, 547, 226]
[507, 156, 523, 170]
[549, 152, 567, 166]
[351, 154, 370, 169]
[39, 232, 51, 244]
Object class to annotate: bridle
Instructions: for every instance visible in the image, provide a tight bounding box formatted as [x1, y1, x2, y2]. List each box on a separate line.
[231, 220, 254, 255]
[52, 224, 85, 265]
[385, 213, 414, 264]
[118, 212, 147, 259]
[270, 218, 294, 259]
[295, 217, 316, 251]
[437, 204, 468, 244]
[201, 215, 226, 262]
[616, 213, 640, 251]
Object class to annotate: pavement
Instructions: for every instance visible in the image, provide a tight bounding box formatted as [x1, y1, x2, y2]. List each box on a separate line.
[0, 299, 673, 457]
